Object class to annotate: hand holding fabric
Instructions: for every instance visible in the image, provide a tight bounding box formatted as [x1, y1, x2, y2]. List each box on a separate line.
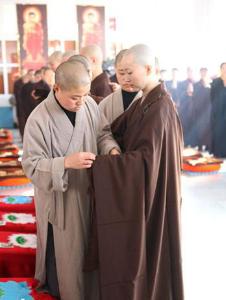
[64, 152, 96, 169]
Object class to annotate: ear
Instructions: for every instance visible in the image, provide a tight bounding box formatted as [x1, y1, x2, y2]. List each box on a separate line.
[145, 64, 152, 75]
[91, 56, 97, 64]
[53, 83, 59, 92]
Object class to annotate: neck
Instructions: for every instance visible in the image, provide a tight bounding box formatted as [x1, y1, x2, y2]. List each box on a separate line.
[142, 80, 160, 97]
[92, 66, 103, 80]
[221, 74, 226, 82]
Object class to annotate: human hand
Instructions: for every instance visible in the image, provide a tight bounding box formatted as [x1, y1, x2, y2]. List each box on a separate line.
[109, 82, 120, 92]
[64, 152, 96, 169]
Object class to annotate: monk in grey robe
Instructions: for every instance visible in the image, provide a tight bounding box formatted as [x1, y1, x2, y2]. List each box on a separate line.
[99, 49, 142, 124]
[22, 61, 120, 300]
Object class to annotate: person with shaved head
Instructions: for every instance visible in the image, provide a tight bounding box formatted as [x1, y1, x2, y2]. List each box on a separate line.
[99, 49, 142, 124]
[85, 44, 184, 300]
[80, 44, 113, 102]
[22, 60, 120, 300]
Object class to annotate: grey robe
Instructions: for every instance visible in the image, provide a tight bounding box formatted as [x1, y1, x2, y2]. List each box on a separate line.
[22, 91, 119, 300]
[99, 88, 142, 123]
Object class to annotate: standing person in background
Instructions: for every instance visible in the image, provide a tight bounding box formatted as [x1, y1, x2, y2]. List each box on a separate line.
[178, 67, 195, 146]
[210, 62, 226, 157]
[22, 60, 120, 300]
[165, 67, 181, 106]
[13, 69, 34, 136]
[192, 67, 212, 150]
[80, 44, 113, 102]
[31, 66, 55, 106]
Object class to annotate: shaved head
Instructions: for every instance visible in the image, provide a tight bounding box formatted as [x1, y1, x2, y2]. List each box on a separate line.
[125, 44, 155, 67]
[68, 55, 92, 74]
[115, 49, 128, 67]
[80, 44, 103, 64]
[55, 61, 91, 90]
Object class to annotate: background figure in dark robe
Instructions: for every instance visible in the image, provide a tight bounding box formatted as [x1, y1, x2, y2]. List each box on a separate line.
[20, 79, 36, 137]
[86, 44, 184, 300]
[210, 62, 226, 157]
[31, 67, 54, 106]
[191, 67, 212, 151]
[13, 69, 34, 135]
[165, 67, 181, 106]
[178, 67, 195, 146]
[20, 67, 54, 137]
[80, 44, 113, 103]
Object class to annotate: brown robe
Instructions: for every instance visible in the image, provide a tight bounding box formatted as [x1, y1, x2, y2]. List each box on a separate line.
[87, 84, 184, 300]
[90, 72, 113, 103]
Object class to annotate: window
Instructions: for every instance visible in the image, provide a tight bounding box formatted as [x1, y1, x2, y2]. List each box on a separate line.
[0, 40, 20, 95]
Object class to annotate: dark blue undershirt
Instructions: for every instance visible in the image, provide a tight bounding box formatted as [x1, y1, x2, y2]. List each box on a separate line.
[122, 90, 139, 110]
[54, 92, 76, 126]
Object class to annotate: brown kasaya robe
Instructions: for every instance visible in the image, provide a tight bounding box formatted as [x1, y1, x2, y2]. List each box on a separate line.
[90, 72, 113, 103]
[87, 84, 184, 300]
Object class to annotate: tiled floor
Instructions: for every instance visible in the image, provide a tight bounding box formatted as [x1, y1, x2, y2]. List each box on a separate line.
[182, 166, 226, 300]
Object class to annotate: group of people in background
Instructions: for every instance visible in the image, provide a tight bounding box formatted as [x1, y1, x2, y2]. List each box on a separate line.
[161, 64, 226, 158]
[13, 46, 226, 158]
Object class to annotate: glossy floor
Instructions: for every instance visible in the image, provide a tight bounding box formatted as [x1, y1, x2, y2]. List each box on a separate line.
[182, 166, 226, 300]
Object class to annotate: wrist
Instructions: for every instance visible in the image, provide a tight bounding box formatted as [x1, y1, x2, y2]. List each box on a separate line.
[64, 157, 70, 169]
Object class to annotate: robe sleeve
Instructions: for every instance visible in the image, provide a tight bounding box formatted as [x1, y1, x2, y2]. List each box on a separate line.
[22, 116, 68, 192]
[87, 97, 121, 155]
[97, 111, 121, 155]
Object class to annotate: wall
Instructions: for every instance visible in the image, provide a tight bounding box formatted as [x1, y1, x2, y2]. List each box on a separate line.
[0, 0, 225, 75]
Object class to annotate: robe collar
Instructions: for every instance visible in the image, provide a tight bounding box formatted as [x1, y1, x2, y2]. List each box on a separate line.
[44, 90, 86, 155]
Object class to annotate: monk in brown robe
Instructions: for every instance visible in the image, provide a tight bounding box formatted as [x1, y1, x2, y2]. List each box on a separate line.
[80, 44, 113, 103]
[86, 44, 184, 300]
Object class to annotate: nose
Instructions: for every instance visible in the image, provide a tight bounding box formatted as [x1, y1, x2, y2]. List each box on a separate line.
[124, 74, 131, 83]
[77, 96, 85, 105]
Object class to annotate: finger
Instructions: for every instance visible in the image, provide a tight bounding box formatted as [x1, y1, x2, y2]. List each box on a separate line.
[83, 152, 96, 160]
[82, 163, 92, 168]
[83, 159, 94, 165]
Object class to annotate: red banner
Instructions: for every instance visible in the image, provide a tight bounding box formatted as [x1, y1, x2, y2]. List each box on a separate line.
[16, 4, 48, 70]
[77, 5, 105, 56]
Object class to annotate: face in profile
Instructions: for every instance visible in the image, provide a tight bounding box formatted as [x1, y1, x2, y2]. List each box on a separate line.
[54, 84, 90, 112]
[120, 54, 149, 91]
[220, 63, 226, 77]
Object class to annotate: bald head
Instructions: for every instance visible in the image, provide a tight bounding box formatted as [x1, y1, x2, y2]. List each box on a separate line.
[48, 51, 63, 71]
[62, 50, 77, 62]
[125, 44, 155, 67]
[55, 61, 91, 91]
[68, 55, 92, 74]
[80, 44, 103, 65]
[119, 44, 159, 93]
[115, 49, 128, 67]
